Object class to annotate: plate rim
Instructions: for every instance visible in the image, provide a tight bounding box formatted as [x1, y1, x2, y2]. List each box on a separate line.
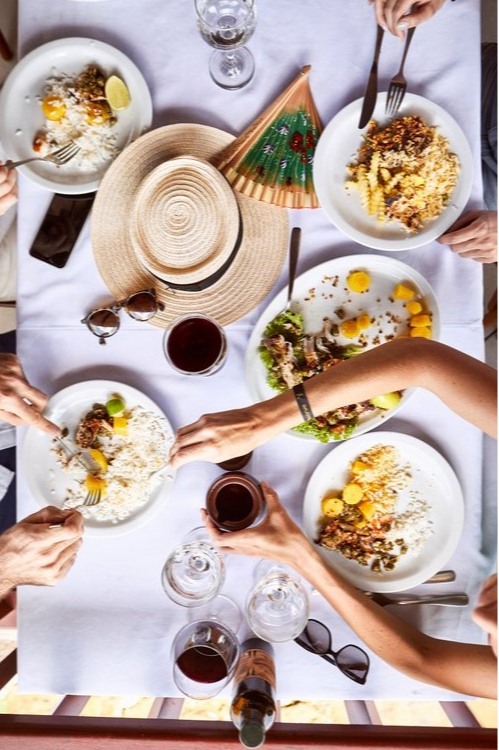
[0, 37, 153, 195]
[22, 378, 175, 538]
[313, 92, 473, 251]
[244, 252, 441, 443]
[302, 430, 465, 592]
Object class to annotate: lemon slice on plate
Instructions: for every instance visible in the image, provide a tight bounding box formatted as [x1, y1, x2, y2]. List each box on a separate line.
[105, 75, 131, 111]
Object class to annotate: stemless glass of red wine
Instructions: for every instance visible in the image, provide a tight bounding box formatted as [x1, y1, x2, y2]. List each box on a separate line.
[173, 596, 241, 699]
[164, 313, 228, 376]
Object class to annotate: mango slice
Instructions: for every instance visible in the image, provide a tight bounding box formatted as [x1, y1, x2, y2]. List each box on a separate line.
[347, 271, 371, 293]
[410, 327, 432, 339]
[406, 300, 422, 315]
[393, 283, 415, 301]
[343, 483, 364, 505]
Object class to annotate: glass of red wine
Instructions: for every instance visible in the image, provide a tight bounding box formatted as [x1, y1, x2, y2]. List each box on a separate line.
[173, 595, 241, 699]
[164, 313, 227, 376]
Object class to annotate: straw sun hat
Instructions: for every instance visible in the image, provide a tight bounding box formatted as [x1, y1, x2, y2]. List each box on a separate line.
[91, 124, 289, 327]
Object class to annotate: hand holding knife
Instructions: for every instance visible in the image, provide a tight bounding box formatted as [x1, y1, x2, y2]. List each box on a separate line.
[358, 24, 384, 129]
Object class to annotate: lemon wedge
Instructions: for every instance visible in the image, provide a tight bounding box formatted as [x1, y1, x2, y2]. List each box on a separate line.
[105, 75, 131, 111]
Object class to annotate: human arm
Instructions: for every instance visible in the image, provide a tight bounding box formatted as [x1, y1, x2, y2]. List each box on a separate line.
[0, 506, 84, 600]
[438, 211, 498, 264]
[0, 164, 17, 216]
[170, 338, 497, 468]
[368, 0, 447, 39]
[203, 484, 497, 698]
[0, 353, 61, 435]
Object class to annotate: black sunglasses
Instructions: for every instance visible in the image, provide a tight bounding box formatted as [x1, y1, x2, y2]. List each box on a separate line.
[294, 618, 370, 685]
[81, 289, 165, 345]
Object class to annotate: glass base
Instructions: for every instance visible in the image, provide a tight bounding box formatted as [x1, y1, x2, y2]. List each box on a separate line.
[209, 48, 255, 89]
[188, 594, 242, 634]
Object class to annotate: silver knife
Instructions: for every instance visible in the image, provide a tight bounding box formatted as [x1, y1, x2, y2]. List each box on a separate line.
[54, 435, 99, 474]
[358, 24, 385, 129]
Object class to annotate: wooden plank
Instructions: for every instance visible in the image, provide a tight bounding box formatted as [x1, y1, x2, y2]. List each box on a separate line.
[0, 715, 495, 749]
[0, 650, 16, 691]
[440, 702, 481, 729]
[53, 696, 91, 716]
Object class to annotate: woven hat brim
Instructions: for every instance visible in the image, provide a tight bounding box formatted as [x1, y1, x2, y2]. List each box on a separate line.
[91, 124, 289, 327]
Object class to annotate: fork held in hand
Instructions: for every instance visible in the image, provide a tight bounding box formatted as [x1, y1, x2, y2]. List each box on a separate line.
[385, 26, 416, 117]
[83, 489, 102, 507]
[6, 141, 81, 170]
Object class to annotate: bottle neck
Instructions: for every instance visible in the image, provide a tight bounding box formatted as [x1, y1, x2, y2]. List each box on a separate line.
[239, 708, 265, 749]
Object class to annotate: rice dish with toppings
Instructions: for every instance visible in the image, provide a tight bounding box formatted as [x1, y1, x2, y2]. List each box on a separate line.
[52, 405, 173, 523]
[317, 444, 433, 573]
[33, 64, 118, 170]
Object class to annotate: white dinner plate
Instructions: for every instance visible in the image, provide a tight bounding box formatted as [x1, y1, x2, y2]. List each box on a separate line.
[245, 253, 440, 442]
[22, 380, 175, 537]
[0, 38, 153, 194]
[303, 432, 464, 592]
[313, 93, 473, 251]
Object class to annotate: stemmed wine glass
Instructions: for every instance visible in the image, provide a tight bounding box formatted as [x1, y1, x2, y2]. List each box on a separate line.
[161, 527, 225, 607]
[195, 0, 257, 90]
[246, 560, 310, 643]
[172, 595, 241, 699]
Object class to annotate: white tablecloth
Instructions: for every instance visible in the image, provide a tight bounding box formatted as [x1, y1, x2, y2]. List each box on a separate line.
[15, 0, 492, 700]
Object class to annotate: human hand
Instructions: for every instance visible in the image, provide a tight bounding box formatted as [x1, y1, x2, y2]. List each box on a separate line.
[472, 574, 498, 656]
[0, 506, 84, 595]
[0, 353, 61, 436]
[368, 0, 446, 39]
[0, 164, 17, 216]
[201, 481, 312, 568]
[438, 211, 498, 264]
[170, 406, 267, 470]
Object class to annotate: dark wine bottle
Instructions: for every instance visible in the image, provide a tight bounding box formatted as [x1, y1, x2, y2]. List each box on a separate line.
[230, 638, 276, 749]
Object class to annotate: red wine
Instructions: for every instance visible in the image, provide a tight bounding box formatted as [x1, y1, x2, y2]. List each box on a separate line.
[167, 317, 224, 373]
[176, 645, 228, 684]
[216, 484, 254, 523]
[217, 451, 253, 471]
[206, 472, 266, 532]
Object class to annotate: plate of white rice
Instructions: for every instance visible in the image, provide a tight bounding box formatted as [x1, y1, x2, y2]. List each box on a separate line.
[22, 380, 175, 537]
[0, 38, 153, 194]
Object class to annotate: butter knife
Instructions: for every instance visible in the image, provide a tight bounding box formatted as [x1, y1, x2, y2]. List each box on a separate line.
[358, 24, 385, 129]
[54, 435, 99, 474]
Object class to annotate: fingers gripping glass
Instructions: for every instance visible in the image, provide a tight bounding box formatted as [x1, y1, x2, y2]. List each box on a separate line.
[294, 619, 370, 685]
[81, 290, 165, 345]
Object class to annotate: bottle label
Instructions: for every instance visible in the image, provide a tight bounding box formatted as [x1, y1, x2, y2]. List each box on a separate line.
[234, 648, 276, 689]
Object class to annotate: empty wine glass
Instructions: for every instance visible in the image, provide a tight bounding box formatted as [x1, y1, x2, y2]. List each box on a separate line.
[161, 528, 225, 607]
[195, 0, 257, 90]
[172, 596, 241, 699]
[246, 561, 310, 643]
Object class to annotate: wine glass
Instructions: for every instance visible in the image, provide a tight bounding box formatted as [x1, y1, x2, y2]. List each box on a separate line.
[161, 528, 225, 607]
[246, 560, 310, 643]
[172, 596, 241, 699]
[195, 0, 257, 90]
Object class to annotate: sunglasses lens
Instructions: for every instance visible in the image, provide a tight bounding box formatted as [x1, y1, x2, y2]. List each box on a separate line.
[336, 645, 369, 683]
[126, 292, 158, 321]
[302, 621, 331, 654]
[87, 309, 120, 338]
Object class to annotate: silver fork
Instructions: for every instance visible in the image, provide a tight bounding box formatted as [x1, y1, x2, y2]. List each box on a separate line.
[83, 489, 102, 507]
[385, 26, 416, 117]
[6, 141, 81, 170]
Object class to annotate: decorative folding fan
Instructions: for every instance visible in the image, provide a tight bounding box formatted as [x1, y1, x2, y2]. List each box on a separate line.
[215, 66, 323, 209]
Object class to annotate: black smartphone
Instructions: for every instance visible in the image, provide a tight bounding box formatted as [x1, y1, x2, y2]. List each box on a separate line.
[29, 192, 96, 268]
